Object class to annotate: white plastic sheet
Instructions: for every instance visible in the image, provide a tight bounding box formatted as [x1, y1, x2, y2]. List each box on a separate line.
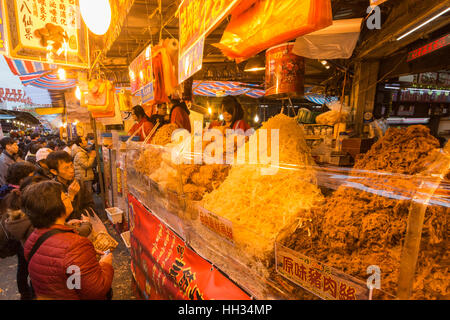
[293, 18, 363, 59]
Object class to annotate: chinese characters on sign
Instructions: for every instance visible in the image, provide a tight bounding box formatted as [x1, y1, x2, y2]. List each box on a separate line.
[129, 45, 154, 95]
[178, 0, 241, 83]
[178, 0, 240, 55]
[0, 0, 8, 55]
[178, 35, 204, 84]
[275, 243, 371, 300]
[6, 0, 88, 68]
[198, 206, 234, 244]
[407, 34, 450, 62]
[0, 88, 32, 104]
[128, 194, 249, 300]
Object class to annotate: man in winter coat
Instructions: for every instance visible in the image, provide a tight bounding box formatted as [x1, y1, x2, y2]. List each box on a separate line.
[73, 136, 96, 193]
[22, 181, 113, 300]
[46, 151, 95, 220]
[0, 137, 19, 185]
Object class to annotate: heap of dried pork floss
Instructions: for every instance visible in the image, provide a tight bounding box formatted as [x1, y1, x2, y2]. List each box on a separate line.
[202, 114, 324, 262]
[134, 124, 178, 177]
[282, 125, 449, 299]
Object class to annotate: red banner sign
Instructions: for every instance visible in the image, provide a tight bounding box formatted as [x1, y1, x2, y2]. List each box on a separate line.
[129, 45, 154, 96]
[128, 194, 251, 300]
[178, 0, 241, 55]
[407, 34, 450, 62]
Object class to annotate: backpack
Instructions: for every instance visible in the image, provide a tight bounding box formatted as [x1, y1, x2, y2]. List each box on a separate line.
[0, 213, 20, 258]
[0, 184, 21, 258]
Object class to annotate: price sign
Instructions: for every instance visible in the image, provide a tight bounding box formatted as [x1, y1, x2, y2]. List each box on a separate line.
[198, 206, 234, 244]
[275, 243, 371, 300]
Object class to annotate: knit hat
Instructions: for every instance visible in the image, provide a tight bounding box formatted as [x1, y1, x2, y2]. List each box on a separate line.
[36, 148, 52, 163]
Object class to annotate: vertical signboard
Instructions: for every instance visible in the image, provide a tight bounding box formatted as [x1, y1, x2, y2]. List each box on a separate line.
[178, 35, 204, 84]
[178, 0, 242, 83]
[129, 44, 154, 103]
[5, 0, 89, 68]
[0, 0, 8, 55]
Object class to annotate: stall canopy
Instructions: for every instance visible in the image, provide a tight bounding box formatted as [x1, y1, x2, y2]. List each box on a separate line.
[193, 81, 265, 98]
[3, 56, 76, 90]
[304, 94, 339, 105]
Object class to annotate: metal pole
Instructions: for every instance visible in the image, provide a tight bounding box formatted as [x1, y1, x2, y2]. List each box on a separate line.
[90, 114, 106, 205]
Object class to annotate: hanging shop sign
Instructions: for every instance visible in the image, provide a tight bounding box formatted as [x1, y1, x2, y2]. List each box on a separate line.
[128, 194, 251, 300]
[275, 243, 371, 300]
[178, 35, 204, 84]
[5, 0, 89, 68]
[178, 0, 241, 82]
[129, 44, 154, 97]
[407, 34, 450, 62]
[0, 87, 32, 104]
[178, 0, 241, 55]
[0, 0, 8, 55]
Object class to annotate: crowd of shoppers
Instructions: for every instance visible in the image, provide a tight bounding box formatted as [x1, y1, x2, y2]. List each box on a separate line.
[0, 133, 113, 300]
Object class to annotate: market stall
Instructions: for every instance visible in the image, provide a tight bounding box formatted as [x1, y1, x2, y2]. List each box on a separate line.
[2, 0, 447, 301]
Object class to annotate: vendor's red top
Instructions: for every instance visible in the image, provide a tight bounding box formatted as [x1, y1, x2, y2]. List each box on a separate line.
[128, 118, 154, 141]
[171, 106, 191, 133]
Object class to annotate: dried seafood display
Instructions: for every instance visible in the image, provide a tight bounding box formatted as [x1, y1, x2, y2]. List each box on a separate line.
[201, 114, 324, 262]
[281, 125, 449, 299]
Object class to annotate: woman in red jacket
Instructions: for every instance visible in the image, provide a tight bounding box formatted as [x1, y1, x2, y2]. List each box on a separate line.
[21, 181, 114, 300]
[128, 105, 154, 141]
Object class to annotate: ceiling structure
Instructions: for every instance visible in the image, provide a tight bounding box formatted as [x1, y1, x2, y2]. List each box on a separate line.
[0, 109, 41, 125]
[95, 0, 373, 91]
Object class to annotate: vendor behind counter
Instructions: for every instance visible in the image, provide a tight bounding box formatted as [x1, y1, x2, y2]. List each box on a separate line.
[128, 105, 154, 141]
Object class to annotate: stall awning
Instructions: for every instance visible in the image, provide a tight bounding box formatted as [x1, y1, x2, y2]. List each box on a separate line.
[23, 74, 77, 90]
[4, 56, 56, 76]
[3, 56, 76, 90]
[304, 94, 339, 105]
[193, 81, 265, 98]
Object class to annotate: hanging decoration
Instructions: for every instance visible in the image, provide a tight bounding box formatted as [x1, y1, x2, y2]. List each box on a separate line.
[214, 0, 333, 63]
[265, 43, 305, 98]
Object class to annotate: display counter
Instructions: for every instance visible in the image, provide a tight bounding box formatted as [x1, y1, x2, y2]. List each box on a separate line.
[121, 118, 449, 300]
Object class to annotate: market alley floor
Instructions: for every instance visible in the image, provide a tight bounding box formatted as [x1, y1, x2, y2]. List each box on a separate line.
[0, 195, 136, 300]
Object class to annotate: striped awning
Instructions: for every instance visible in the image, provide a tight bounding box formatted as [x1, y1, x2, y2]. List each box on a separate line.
[3, 56, 76, 90]
[193, 81, 265, 98]
[24, 74, 77, 90]
[4, 56, 56, 75]
[304, 94, 339, 105]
